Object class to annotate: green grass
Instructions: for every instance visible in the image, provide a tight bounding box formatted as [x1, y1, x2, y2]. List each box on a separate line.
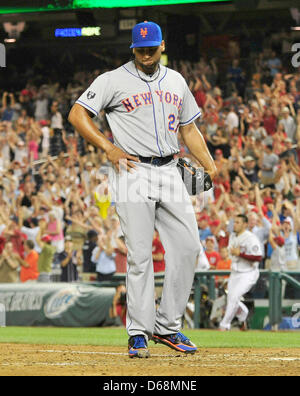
[0, 327, 299, 348]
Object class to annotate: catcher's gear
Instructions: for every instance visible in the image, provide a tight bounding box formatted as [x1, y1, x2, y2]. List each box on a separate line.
[177, 158, 213, 195]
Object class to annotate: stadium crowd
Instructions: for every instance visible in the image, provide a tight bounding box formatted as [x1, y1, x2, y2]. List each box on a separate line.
[1, 39, 300, 303]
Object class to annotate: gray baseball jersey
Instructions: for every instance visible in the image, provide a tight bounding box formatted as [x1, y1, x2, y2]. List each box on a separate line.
[76, 61, 201, 157]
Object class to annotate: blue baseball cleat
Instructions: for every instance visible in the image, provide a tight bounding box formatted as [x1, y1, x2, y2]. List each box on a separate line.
[152, 332, 197, 354]
[128, 335, 150, 358]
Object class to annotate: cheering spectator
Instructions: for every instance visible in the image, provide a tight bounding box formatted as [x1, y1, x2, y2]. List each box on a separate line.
[34, 88, 49, 121]
[1, 92, 15, 122]
[247, 119, 267, 143]
[192, 74, 211, 109]
[114, 235, 127, 273]
[204, 114, 218, 142]
[13, 140, 28, 166]
[65, 210, 87, 252]
[279, 107, 297, 142]
[0, 241, 21, 283]
[58, 236, 82, 282]
[19, 89, 34, 117]
[39, 120, 50, 158]
[259, 144, 279, 186]
[109, 217, 127, 274]
[242, 136, 260, 162]
[197, 213, 212, 241]
[227, 59, 245, 95]
[268, 230, 286, 271]
[242, 156, 259, 184]
[50, 100, 64, 156]
[1, 216, 27, 259]
[208, 217, 229, 249]
[92, 230, 116, 282]
[0, 241, 20, 283]
[205, 236, 221, 270]
[267, 51, 282, 77]
[247, 205, 272, 263]
[17, 240, 39, 283]
[82, 229, 98, 274]
[46, 211, 64, 254]
[215, 246, 232, 286]
[27, 128, 39, 162]
[36, 234, 56, 282]
[224, 106, 239, 133]
[280, 216, 299, 270]
[18, 208, 41, 253]
[263, 108, 277, 136]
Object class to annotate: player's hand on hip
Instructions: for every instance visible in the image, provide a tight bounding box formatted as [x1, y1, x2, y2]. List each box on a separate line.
[106, 146, 140, 173]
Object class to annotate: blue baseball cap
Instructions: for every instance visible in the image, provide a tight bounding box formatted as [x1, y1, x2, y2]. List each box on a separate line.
[130, 21, 162, 49]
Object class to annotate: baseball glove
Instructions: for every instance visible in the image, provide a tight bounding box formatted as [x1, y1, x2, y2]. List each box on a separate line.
[177, 158, 213, 195]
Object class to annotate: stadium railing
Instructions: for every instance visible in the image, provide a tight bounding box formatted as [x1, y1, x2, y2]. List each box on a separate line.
[80, 270, 300, 330]
[268, 271, 300, 330]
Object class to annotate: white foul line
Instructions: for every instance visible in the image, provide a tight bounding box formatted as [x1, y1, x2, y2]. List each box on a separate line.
[269, 358, 300, 361]
[29, 349, 182, 358]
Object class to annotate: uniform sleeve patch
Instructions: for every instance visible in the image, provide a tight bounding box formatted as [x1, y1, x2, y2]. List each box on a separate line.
[87, 91, 96, 100]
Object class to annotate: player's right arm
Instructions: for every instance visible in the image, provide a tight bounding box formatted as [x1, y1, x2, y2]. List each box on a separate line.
[68, 104, 139, 172]
[239, 233, 263, 263]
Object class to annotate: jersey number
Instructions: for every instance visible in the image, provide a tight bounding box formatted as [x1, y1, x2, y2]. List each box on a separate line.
[168, 114, 177, 132]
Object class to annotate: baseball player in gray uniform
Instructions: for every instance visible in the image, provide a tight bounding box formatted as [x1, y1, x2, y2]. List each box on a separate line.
[68, 21, 216, 358]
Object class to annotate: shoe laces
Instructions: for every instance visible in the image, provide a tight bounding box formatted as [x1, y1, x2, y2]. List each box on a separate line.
[174, 332, 189, 343]
[132, 336, 146, 349]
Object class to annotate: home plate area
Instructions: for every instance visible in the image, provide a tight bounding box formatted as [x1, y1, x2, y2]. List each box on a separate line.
[0, 344, 299, 376]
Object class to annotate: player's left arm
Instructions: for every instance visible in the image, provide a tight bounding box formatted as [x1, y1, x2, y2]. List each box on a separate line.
[179, 122, 217, 180]
[238, 237, 263, 262]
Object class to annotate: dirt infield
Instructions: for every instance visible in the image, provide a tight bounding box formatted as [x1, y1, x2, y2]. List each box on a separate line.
[0, 343, 299, 376]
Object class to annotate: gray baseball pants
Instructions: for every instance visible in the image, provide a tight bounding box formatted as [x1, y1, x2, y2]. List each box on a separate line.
[112, 159, 201, 340]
